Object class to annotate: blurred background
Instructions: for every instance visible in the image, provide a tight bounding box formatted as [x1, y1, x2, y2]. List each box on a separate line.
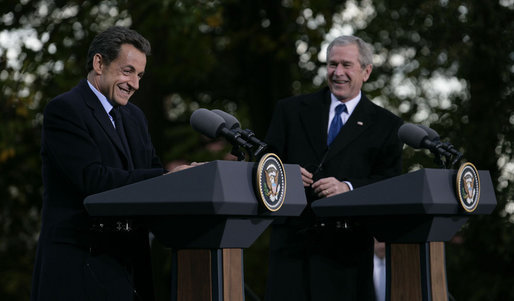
[1, 0, 513, 300]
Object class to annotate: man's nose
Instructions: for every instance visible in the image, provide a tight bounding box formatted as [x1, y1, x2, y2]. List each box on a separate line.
[128, 75, 139, 91]
[334, 64, 345, 75]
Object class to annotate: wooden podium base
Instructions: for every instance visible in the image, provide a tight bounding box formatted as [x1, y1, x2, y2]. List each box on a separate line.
[172, 248, 243, 301]
[387, 242, 448, 301]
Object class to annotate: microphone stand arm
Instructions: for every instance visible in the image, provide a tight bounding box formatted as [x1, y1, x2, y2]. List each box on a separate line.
[230, 144, 247, 161]
[432, 153, 446, 169]
[252, 143, 268, 161]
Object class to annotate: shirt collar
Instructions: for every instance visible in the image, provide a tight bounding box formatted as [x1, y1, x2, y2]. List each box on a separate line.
[87, 80, 113, 115]
[330, 91, 361, 116]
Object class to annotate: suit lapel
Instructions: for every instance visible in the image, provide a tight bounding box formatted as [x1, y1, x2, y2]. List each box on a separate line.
[325, 95, 376, 161]
[79, 80, 130, 163]
[119, 106, 141, 168]
[299, 89, 331, 161]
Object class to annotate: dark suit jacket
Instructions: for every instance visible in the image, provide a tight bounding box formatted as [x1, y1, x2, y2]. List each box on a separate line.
[31, 79, 166, 301]
[264, 87, 403, 301]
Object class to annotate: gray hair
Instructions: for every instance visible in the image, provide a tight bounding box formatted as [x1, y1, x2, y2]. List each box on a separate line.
[326, 35, 374, 68]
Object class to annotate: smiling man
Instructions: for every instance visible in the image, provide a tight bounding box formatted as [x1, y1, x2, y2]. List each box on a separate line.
[264, 35, 403, 300]
[31, 27, 172, 301]
[88, 43, 146, 106]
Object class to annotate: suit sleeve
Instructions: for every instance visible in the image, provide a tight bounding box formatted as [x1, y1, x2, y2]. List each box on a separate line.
[265, 100, 288, 161]
[348, 117, 403, 188]
[42, 98, 165, 197]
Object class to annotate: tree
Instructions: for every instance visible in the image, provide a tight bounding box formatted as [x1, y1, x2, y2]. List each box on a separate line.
[359, 1, 514, 299]
[1, 0, 513, 300]
[0, 0, 342, 299]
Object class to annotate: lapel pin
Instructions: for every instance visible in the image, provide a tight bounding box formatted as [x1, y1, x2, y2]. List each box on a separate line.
[357, 121, 364, 126]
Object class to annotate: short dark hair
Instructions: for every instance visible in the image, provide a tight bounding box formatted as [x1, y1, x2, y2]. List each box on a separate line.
[86, 26, 151, 73]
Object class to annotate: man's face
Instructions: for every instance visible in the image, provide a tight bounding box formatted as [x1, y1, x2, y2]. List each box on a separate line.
[327, 44, 372, 102]
[94, 43, 146, 106]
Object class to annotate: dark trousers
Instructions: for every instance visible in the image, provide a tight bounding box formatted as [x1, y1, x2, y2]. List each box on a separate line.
[31, 230, 154, 301]
[265, 219, 376, 301]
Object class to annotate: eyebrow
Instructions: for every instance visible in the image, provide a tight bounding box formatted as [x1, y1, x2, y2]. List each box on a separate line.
[328, 59, 354, 65]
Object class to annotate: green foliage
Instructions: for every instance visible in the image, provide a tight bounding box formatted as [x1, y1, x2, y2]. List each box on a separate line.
[1, 0, 513, 300]
[358, 1, 514, 299]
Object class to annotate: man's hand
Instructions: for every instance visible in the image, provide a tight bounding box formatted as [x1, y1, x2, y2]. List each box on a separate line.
[165, 162, 205, 174]
[300, 167, 314, 187]
[311, 177, 350, 197]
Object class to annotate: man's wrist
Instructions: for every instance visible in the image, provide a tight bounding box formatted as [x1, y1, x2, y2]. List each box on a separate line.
[343, 181, 353, 191]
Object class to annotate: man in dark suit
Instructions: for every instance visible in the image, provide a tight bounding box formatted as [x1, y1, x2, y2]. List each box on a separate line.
[31, 26, 190, 301]
[264, 35, 403, 300]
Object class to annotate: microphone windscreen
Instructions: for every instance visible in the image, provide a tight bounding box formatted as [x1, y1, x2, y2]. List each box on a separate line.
[398, 123, 428, 148]
[417, 124, 440, 141]
[190, 108, 225, 139]
[212, 109, 240, 129]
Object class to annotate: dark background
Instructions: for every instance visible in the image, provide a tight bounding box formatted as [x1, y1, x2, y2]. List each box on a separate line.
[1, 0, 513, 300]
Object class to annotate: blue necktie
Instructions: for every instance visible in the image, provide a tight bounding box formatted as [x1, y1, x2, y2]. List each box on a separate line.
[327, 103, 347, 146]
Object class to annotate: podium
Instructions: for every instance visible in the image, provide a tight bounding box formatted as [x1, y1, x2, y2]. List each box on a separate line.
[311, 168, 497, 301]
[84, 160, 307, 301]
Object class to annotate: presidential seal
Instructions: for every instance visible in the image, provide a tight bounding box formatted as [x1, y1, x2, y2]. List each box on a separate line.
[456, 162, 480, 212]
[256, 153, 286, 212]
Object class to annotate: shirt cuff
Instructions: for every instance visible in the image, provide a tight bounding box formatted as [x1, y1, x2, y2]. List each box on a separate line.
[343, 181, 354, 191]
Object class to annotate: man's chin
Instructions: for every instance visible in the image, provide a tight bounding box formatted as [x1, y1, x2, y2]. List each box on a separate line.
[113, 98, 130, 106]
[114, 92, 133, 104]
[329, 85, 347, 96]
[331, 91, 350, 101]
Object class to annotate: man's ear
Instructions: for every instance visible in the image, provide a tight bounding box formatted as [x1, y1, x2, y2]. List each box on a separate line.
[362, 64, 373, 82]
[92, 53, 104, 74]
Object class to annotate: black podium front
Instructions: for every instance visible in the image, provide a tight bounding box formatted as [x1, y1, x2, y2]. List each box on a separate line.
[311, 168, 497, 301]
[84, 160, 307, 301]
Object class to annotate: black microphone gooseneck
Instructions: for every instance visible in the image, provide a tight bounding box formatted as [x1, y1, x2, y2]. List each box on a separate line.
[398, 123, 462, 168]
[211, 109, 268, 160]
[190, 108, 253, 161]
[417, 124, 463, 167]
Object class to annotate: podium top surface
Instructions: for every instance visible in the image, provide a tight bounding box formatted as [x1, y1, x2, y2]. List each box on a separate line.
[84, 160, 307, 217]
[311, 168, 497, 217]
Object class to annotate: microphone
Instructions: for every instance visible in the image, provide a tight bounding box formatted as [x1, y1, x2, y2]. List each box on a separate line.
[398, 123, 452, 157]
[211, 109, 268, 157]
[417, 124, 462, 158]
[417, 124, 440, 141]
[211, 109, 240, 130]
[190, 108, 253, 149]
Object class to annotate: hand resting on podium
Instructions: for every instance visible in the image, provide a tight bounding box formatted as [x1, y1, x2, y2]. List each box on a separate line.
[166, 161, 205, 174]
